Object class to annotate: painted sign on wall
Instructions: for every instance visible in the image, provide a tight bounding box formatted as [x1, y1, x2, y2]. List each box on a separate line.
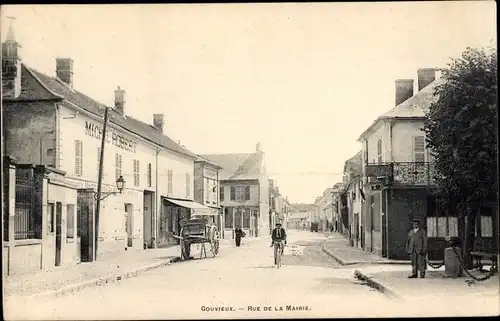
[85, 121, 137, 153]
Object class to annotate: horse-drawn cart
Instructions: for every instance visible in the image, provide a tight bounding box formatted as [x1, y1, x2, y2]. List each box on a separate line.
[174, 217, 220, 260]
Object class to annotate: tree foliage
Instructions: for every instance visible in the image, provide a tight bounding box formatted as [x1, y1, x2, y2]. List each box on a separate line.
[424, 46, 498, 213]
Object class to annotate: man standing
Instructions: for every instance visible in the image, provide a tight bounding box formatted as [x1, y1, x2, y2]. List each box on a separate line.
[406, 219, 428, 278]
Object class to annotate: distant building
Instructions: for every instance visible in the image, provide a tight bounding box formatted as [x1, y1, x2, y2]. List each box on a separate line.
[201, 143, 270, 239]
[193, 156, 223, 227]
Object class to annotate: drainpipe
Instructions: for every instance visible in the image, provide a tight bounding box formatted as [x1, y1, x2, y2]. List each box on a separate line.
[153, 148, 160, 248]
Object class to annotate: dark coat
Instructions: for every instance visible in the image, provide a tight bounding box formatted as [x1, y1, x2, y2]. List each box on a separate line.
[271, 227, 287, 242]
[406, 228, 428, 254]
[235, 228, 243, 238]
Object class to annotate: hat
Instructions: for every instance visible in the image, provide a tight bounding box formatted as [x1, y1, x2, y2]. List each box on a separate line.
[412, 218, 420, 223]
[276, 222, 282, 226]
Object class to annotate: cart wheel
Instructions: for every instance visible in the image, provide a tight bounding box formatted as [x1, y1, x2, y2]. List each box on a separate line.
[181, 240, 191, 260]
[211, 239, 220, 257]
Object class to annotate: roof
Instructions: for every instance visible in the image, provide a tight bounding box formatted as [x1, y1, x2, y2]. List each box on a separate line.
[289, 203, 316, 212]
[200, 152, 265, 180]
[5, 64, 196, 159]
[358, 77, 446, 141]
[195, 155, 223, 169]
[344, 151, 362, 177]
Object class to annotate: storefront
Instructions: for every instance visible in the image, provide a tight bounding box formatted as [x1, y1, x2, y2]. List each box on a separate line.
[157, 197, 218, 247]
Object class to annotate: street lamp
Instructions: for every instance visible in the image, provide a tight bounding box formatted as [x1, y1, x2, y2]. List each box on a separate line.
[94, 175, 126, 201]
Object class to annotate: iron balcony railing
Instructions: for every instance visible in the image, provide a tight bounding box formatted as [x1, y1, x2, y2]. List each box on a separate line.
[365, 162, 437, 186]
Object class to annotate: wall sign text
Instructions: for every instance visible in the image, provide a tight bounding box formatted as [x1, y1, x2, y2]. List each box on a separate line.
[85, 121, 137, 153]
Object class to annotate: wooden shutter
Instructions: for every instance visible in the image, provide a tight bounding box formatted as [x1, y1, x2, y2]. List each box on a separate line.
[230, 186, 236, 200]
[75, 140, 83, 176]
[220, 186, 224, 201]
[245, 186, 250, 200]
[413, 136, 425, 162]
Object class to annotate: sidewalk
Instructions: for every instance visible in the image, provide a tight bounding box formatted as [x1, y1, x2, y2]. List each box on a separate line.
[322, 233, 409, 265]
[4, 235, 269, 300]
[354, 264, 500, 300]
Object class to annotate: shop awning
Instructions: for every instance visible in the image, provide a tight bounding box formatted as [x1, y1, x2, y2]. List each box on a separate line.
[165, 198, 219, 216]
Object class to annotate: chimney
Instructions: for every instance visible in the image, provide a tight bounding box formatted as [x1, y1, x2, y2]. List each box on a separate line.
[114, 86, 125, 114]
[56, 58, 74, 88]
[2, 17, 22, 99]
[153, 114, 164, 133]
[395, 79, 414, 106]
[417, 68, 437, 91]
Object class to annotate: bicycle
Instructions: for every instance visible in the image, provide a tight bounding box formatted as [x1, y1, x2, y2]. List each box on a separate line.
[273, 240, 285, 269]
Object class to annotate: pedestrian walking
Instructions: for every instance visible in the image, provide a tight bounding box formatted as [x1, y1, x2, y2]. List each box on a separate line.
[406, 218, 428, 278]
[235, 226, 245, 247]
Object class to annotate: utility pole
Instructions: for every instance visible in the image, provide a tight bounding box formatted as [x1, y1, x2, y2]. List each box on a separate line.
[94, 106, 110, 260]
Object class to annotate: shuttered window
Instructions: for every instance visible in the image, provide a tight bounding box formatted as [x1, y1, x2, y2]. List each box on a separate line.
[133, 160, 140, 187]
[115, 153, 122, 180]
[231, 186, 250, 201]
[413, 136, 425, 162]
[186, 173, 191, 198]
[220, 186, 224, 201]
[167, 170, 173, 194]
[377, 138, 382, 164]
[147, 163, 152, 187]
[75, 140, 83, 176]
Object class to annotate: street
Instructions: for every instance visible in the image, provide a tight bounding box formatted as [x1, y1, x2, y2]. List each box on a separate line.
[5, 231, 393, 320]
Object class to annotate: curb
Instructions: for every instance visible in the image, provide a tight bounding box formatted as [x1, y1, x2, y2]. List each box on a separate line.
[23, 256, 180, 301]
[353, 269, 402, 300]
[321, 244, 351, 266]
[15, 237, 268, 301]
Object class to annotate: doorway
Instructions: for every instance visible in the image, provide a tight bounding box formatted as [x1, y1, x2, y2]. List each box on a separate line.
[381, 190, 388, 257]
[370, 195, 375, 253]
[55, 202, 63, 266]
[125, 203, 133, 248]
[143, 191, 154, 248]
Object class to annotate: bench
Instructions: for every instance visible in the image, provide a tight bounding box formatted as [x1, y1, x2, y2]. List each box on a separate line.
[470, 251, 498, 272]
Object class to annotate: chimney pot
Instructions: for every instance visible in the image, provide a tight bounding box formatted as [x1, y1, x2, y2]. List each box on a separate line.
[114, 86, 125, 114]
[56, 58, 74, 88]
[417, 68, 437, 91]
[153, 114, 164, 133]
[395, 79, 414, 106]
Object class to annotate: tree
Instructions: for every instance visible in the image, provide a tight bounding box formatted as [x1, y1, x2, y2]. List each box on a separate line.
[423, 46, 498, 268]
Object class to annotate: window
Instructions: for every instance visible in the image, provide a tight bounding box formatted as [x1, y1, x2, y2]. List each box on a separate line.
[75, 140, 83, 176]
[133, 160, 140, 187]
[243, 209, 251, 228]
[234, 208, 242, 227]
[115, 153, 122, 180]
[66, 204, 75, 239]
[186, 173, 191, 198]
[476, 205, 493, 237]
[224, 208, 233, 228]
[147, 163, 152, 187]
[167, 170, 173, 194]
[205, 178, 210, 203]
[220, 186, 224, 201]
[413, 136, 425, 162]
[48, 203, 55, 234]
[231, 186, 250, 201]
[426, 195, 457, 237]
[377, 138, 382, 164]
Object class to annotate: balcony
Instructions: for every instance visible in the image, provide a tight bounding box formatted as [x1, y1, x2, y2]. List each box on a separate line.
[365, 162, 437, 186]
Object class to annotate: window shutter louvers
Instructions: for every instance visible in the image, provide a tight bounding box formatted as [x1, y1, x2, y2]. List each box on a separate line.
[230, 186, 236, 200]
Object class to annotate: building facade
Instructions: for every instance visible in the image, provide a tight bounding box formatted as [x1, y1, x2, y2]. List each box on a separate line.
[193, 156, 222, 229]
[201, 144, 270, 239]
[1, 28, 211, 259]
[343, 152, 363, 248]
[358, 68, 455, 260]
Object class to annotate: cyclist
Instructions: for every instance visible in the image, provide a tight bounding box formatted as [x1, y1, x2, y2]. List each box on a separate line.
[270, 222, 287, 264]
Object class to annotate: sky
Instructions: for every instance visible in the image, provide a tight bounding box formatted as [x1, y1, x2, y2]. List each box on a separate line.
[1, 2, 496, 204]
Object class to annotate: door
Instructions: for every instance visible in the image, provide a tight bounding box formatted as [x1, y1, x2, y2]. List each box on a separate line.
[77, 189, 94, 262]
[381, 190, 388, 257]
[55, 202, 63, 266]
[143, 192, 153, 248]
[370, 195, 374, 253]
[125, 203, 133, 247]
